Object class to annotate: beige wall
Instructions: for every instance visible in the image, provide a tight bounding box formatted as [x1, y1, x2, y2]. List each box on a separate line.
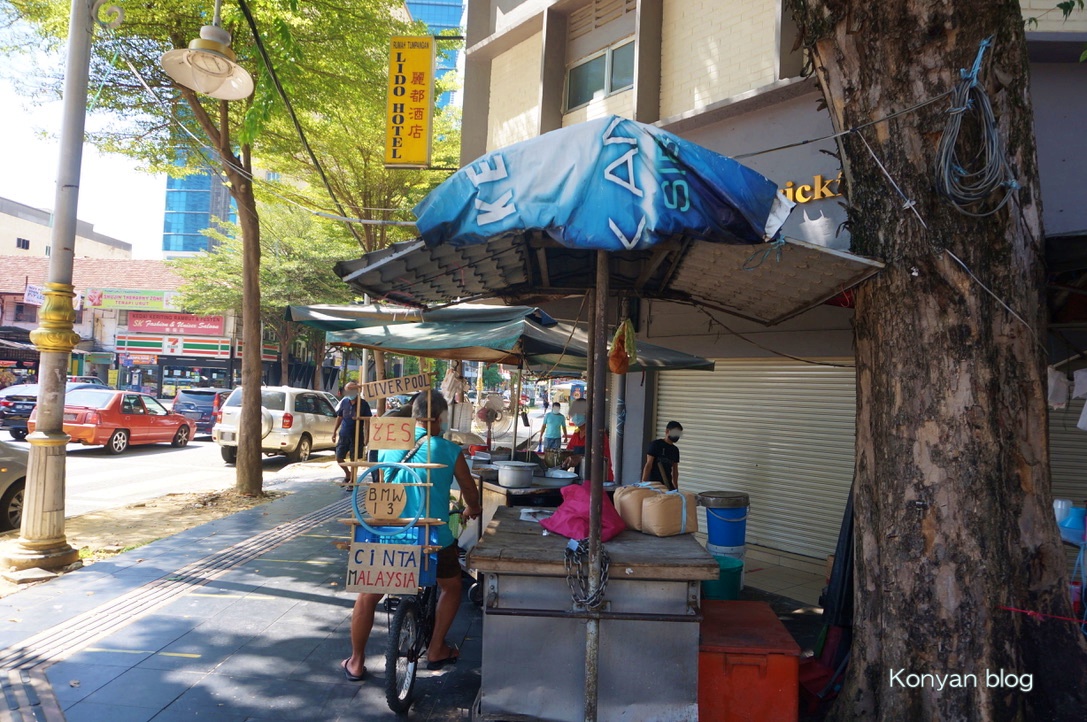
[1021, 0, 1087, 32]
[488, 33, 544, 151]
[660, 0, 779, 119]
[0, 207, 132, 260]
[562, 88, 635, 126]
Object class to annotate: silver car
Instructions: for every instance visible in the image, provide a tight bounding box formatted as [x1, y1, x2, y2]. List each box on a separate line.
[0, 440, 26, 531]
[212, 386, 338, 464]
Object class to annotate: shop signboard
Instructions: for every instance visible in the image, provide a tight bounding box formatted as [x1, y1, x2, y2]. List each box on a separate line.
[24, 283, 83, 310]
[84, 288, 181, 311]
[107, 369, 119, 387]
[235, 340, 279, 362]
[116, 334, 231, 359]
[129, 312, 225, 336]
[121, 354, 158, 366]
[384, 36, 435, 168]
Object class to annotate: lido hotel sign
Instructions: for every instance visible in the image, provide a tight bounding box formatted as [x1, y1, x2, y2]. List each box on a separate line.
[384, 36, 435, 168]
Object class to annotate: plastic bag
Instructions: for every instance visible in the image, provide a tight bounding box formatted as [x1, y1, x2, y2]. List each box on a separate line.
[540, 482, 626, 542]
[458, 517, 481, 552]
[609, 319, 638, 375]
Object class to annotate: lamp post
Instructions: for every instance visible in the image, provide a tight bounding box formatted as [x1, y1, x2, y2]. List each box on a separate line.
[0, 0, 122, 571]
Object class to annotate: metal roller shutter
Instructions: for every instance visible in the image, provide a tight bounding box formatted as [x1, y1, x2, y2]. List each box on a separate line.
[657, 363, 1087, 561]
[656, 360, 856, 559]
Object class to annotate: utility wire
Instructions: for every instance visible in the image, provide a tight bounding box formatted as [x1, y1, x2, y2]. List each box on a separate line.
[235, 0, 365, 246]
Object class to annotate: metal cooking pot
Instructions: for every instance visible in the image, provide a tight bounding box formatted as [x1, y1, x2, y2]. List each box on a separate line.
[496, 461, 535, 488]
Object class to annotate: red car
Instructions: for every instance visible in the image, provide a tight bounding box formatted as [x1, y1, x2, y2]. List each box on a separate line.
[29, 388, 196, 454]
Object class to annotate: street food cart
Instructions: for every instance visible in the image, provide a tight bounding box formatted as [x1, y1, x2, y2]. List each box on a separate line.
[469, 506, 718, 721]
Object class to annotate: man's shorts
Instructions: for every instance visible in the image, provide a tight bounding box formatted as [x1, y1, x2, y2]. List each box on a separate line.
[336, 435, 356, 463]
[544, 436, 562, 451]
[436, 543, 461, 579]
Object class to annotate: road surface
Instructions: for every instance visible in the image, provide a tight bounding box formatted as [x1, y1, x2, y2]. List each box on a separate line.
[5, 436, 340, 518]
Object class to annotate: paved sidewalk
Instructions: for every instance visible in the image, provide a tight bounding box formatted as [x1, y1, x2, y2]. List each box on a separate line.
[0, 470, 482, 722]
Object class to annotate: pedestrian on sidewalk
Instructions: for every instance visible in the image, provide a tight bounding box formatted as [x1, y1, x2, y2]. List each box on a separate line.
[342, 390, 482, 682]
[332, 382, 371, 483]
[542, 402, 567, 451]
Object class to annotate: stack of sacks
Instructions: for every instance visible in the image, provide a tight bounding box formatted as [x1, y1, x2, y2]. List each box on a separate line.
[614, 482, 667, 530]
[614, 483, 699, 537]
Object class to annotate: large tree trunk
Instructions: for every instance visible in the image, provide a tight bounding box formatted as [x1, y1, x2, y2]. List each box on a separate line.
[786, 2, 1087, 719]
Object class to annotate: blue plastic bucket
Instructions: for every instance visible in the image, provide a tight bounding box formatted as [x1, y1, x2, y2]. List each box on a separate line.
[698, 491, 749, 548]
[702, 555, 744, 601]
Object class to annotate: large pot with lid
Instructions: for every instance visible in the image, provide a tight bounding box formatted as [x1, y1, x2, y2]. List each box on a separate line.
[495, 461, 536, 488]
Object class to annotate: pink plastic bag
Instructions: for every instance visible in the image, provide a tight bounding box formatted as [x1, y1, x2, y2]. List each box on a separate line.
[540, 482, 626, 542]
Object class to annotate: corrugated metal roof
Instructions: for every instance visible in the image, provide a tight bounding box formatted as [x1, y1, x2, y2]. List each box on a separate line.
[335, 235, 883, 325]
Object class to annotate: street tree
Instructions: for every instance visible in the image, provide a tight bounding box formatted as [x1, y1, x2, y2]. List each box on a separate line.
[785, 1, 1087, 719]
[5, 0, 417, 495]
[170, 203, 358, 386]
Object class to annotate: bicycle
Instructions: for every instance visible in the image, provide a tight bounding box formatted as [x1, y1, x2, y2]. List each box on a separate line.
[383, 582, 439, 713]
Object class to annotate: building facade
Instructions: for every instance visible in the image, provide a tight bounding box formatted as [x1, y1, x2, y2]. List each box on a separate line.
[0, 257, 280, 396]
[407, 0, 467, 109]
[0, 196, 132, 260]
[161, 157, 237, 259]
[461, 0, 1087, 562]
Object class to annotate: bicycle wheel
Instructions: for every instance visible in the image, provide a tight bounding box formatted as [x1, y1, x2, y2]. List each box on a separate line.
[385, 597, 421, 714]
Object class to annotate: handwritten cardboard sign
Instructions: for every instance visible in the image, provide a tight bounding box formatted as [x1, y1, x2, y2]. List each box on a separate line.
[363, 483, 409, 519]
[361, 373, 430, 401]
[368, 417, 417, 450]
[346, 542, 421, 594]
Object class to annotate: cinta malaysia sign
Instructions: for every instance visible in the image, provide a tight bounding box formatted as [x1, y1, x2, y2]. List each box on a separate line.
[129, 312, 224, 336]
[361, 373, 429, 401]
[384, 36, 435, 168]
[346, 542, 422, 594]
[85, 289, 180, 311]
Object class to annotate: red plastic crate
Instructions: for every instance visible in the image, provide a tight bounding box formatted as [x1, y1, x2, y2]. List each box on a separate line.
[698, 600, 801, 722]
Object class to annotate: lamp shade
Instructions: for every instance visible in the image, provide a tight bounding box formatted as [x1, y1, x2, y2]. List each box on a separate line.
[161, 25, 253, 100]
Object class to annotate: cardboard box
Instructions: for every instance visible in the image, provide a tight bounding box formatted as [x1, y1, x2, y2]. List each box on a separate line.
[613, 483, 667, 531]
[641, 490, 698, 537]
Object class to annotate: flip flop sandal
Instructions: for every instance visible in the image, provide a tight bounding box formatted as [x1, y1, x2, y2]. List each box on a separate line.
[426, 643, 460, 670]
[341, 659, 366, 682]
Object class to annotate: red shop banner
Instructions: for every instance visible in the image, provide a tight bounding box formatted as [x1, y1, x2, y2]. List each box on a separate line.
[129, 312, 225, 336]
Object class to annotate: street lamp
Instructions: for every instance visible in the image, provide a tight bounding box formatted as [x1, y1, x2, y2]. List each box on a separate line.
[0, 0, 124, 571]
[160, 0, 253, 101]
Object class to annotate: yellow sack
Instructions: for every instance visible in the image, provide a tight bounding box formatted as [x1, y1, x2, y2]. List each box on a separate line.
[613, 483, 666, 531]
[640, 490, 699, 537]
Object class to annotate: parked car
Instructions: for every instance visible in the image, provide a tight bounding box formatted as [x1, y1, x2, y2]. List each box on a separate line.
[171, 388, 231, 435]
[67, 376, 108, 386]
[212, 386, 338, 464]
[0, 382, 105, 441]
[0, 439, 27, 531]
[28, 388, 196, 454]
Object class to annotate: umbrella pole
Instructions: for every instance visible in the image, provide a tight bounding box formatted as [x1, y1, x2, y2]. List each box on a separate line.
[512, 360, 522, 458]
[584, 250, 609, 722]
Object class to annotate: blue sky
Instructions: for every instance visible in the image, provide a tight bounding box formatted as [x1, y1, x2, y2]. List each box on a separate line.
[0, 75, 167, 259]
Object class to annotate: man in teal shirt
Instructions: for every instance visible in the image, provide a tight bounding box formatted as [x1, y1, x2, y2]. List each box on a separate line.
[342, 390, 481, 681]
[542, 402, 568, 451]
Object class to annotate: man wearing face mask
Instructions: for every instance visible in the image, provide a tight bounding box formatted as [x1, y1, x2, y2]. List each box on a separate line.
[642, 420, 683, 490]
[342, 390, 481, 682]
[332, 382, 372, 483]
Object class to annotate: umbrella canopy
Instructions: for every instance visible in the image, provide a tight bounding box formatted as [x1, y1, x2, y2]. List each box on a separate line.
[325, 316, 714, 373]
[286, 302, 556, 331]
[335, 116, 882, 322]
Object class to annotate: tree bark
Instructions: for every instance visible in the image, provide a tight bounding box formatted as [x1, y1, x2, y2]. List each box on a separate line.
[786, 2, 1087, 719]
[181, 92, 264, 497]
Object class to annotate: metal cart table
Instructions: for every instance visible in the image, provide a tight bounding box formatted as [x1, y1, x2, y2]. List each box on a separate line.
[468, 506, 719, 721]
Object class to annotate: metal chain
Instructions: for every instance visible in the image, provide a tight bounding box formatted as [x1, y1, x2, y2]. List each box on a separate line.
[564, 539, 610, 610]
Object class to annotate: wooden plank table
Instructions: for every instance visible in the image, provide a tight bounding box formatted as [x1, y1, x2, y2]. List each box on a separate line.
[469, 505, 719, 582]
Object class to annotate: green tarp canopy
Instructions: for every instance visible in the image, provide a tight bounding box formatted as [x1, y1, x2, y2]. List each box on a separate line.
[324, 316, 714, 373]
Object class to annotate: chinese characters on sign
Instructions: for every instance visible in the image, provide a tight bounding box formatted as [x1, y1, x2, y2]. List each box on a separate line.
[385, 36, 435, 168]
